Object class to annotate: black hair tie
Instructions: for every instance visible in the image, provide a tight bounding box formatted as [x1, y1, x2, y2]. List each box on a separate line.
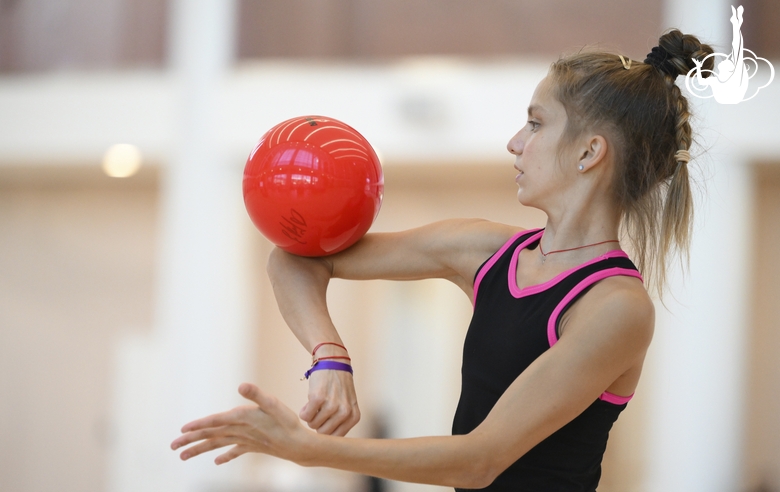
[644, 46, 679, 78]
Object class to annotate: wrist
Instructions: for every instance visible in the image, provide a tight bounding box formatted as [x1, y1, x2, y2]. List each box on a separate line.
[303, 360, 353, 380]
[311, 345, 350, 358]
[311, 341, 348, 357]
[304, 341, 353, 380]
[312, 355, 352, 365]
[294, 428, 325, 467]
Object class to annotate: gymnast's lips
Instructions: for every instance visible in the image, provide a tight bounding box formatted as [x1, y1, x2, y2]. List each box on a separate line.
[515, 166, 524, 182]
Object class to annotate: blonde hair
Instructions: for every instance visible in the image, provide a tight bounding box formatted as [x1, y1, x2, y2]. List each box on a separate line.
[548, 29, 714, 297]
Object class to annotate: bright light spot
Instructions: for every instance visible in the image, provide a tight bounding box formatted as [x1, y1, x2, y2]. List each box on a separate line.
[102, 144, 142, 178]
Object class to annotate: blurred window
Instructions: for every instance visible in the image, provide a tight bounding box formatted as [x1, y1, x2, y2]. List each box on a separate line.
[0, 0, 167, 73]
[741, 0, 780, 59]
[0, 0, 774, 73]
[237, 0, 665, 60]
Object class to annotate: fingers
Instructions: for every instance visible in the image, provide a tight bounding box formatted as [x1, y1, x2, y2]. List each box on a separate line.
[239, 383, 276, 411]
[299, 399, 320, 422]
[300, 371, 361, 435]
[312, 401, 361, 435]
[180, 407, 247, 433]
[307, 400, 340, 430]
[329, 407, 361, 437]
[172, 385, 309, 465]
[171, 424, 245, 451]
[178, 435, 243, 461]
[309, 408, 359, 435]
[179, 384, 279, 434]
[215, 445, 250, 465]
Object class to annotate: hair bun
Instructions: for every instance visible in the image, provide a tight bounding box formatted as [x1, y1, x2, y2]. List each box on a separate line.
[652, 29, 715, 78]
[644, 46, 678, 78]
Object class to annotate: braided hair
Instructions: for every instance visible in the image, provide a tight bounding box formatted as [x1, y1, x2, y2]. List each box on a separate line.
[547, 29, 715, 297]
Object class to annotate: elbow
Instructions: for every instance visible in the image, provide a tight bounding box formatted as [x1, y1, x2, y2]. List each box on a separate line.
[450, 432, 506, 489]
[461, 467, 497, 489]
[266, 247, 333, 285]
[265, 248, 285, 289]
[266, 247, 284, 280]
[456, 457, 501, 489]
[453, 430, 510, 489]
[477, 463, 502, 489]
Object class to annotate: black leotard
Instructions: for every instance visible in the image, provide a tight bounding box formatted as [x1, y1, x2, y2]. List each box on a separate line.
[452, 228, 643, 491]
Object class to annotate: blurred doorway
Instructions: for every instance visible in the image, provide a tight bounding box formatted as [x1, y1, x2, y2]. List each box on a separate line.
[0, 166, 158, 492]
[744, 163, 780, 492]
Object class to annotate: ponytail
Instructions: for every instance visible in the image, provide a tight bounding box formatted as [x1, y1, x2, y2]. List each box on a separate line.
[548, 29, 713, 297]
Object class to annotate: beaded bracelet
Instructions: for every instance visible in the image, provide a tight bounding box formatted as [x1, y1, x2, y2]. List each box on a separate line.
[303, 360, 354, 380]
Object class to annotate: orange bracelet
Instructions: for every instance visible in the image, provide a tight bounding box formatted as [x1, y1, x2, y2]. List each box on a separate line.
[311, 342, 348, 356]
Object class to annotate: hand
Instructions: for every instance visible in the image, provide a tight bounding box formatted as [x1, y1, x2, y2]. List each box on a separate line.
[171, 383, 310, 465]
[300, 369, 360, 436]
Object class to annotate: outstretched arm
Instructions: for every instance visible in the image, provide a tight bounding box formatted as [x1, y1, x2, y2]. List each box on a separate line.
[172, 276, 654, 488]
[173, 382, 496, 488]
[266, 219, 520, 436]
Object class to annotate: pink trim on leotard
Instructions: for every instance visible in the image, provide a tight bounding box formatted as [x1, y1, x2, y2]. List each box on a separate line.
[508, 243, 630, 299]
[547, 267, 643, 347]
[546, 267, 644, 405]
[472, 228, 543, 306]
[599, 391, 634, 405]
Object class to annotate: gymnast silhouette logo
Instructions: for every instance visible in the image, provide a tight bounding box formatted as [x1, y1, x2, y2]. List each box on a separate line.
[684, 5, 774, 104]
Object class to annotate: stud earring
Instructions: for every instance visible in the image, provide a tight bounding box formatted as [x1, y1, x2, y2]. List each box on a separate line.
[578, 165, 584, 171]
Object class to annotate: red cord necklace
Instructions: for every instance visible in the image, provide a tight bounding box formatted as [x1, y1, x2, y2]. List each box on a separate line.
[539, 238, 620, 263]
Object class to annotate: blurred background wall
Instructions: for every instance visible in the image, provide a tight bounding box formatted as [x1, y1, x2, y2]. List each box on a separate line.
[1, 1, 779, 491]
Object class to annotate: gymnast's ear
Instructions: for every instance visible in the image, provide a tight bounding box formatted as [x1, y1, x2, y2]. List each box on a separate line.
[575, 134, 608, 173]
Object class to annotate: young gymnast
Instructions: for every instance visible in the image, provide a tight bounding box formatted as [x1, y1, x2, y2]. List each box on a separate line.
[172, 29, 714, 491]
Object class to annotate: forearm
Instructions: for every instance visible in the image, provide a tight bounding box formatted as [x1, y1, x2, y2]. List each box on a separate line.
[266, 248, 344, 353]
[267, 248, 359, 436]
[300, 432, 496, 489]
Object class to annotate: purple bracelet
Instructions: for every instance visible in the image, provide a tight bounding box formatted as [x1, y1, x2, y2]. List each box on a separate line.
[303, 360, 353, 380]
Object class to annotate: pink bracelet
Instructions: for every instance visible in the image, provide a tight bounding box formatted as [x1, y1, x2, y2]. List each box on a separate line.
[311, 342, 348, 356]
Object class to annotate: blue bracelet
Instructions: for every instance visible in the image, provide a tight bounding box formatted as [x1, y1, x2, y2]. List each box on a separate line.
[303, 360, 353, 380]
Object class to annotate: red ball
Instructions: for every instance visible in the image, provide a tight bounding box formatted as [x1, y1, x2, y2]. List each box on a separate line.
[243, 115, 384, 256]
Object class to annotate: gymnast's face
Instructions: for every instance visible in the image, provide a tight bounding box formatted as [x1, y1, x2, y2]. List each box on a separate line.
[507, 76, 577, 210]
